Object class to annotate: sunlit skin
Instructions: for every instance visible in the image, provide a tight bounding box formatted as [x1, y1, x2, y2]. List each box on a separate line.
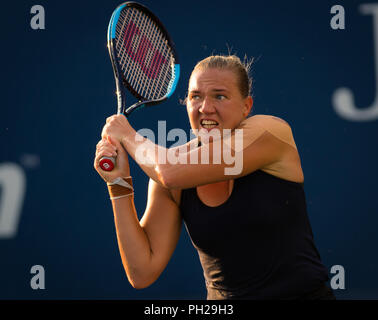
[186, 68, 253, 134]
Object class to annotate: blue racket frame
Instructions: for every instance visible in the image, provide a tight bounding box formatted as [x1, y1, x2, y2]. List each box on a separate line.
[107, 2, 180, 117]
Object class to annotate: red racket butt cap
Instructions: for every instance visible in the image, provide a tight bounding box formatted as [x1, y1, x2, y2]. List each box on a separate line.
[99, 157, 115, 171]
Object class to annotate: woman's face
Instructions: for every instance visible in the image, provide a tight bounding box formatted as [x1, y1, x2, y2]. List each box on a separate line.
[186, 68, 253, 134]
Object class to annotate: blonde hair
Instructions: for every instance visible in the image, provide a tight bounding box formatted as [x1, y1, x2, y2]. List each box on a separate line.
[191, 54, 253, 98]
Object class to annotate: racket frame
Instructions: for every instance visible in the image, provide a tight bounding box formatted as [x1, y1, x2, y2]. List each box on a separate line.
[107, 1, 180, 117]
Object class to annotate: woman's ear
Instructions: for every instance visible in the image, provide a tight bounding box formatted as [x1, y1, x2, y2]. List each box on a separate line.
[243, 96, 253, 117]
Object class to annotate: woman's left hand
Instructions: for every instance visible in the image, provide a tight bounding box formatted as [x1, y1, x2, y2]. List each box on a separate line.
[101, 114, 131, 142]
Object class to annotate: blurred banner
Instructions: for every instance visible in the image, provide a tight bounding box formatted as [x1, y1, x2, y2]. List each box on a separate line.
[1, 0, 377, 299]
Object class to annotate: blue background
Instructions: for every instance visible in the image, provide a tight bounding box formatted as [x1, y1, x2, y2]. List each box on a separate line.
[1, 0, 377, 299]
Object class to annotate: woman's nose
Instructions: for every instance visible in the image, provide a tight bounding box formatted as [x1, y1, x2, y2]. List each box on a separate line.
[199, 97, 216, 114]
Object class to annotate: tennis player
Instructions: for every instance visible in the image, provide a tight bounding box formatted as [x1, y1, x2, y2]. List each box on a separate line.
[94, 55, 336, 300]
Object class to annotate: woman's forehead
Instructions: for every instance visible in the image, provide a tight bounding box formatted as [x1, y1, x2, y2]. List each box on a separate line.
[189, 68, 238, 91]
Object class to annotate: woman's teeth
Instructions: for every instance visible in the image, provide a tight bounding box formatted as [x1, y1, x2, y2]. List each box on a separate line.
[201, 120, 218, 128]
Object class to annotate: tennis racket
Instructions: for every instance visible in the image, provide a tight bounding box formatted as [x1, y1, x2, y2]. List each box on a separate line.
[99, 1, 180, 171]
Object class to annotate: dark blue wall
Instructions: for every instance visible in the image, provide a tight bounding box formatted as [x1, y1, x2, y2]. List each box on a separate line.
[1, 0, 377, 299]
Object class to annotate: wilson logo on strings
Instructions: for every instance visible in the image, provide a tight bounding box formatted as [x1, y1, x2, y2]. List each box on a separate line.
[120, 21, 168, 79]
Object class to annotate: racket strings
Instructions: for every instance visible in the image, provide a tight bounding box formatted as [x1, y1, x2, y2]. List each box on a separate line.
[120, 17, 172, 99]
[117, 9, 145, 90]
[116, 10, 145, 88]
[125, 10, 148, 93]
[114, 7, 175, 101]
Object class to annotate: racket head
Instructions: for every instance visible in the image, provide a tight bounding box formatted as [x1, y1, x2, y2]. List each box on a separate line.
[107, 2, 180, 116]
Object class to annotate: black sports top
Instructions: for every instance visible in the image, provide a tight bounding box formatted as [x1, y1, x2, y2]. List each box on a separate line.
[180, 170, 329, 300]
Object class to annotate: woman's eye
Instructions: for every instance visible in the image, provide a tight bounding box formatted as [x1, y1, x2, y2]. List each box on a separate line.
[216, 95, 226, 100]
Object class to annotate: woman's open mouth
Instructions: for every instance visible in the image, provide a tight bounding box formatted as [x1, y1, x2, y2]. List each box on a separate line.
[200, 119, 219, 130]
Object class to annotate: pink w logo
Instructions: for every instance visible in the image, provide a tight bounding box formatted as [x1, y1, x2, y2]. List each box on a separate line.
[121, 21, 167, 79]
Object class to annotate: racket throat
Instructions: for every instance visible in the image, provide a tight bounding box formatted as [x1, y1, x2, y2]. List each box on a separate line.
[124, 101, 146, 116]
[115, 81, 126, 115]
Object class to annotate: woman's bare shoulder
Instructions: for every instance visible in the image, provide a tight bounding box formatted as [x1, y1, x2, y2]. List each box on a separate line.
[241, 114, 290, 127]
[239, 114, 297, 150]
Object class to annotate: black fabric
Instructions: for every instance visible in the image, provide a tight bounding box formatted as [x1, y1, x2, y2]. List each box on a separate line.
[180, 170, 331, 300]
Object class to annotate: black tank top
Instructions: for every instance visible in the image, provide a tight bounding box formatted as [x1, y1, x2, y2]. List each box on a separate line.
[180, 170, 329, 299]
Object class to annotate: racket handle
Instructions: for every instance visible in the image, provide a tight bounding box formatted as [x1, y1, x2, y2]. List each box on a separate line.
[99, 156, 115, 171]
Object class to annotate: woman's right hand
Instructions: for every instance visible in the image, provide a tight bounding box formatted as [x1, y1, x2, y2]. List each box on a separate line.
[94, 136, 131, 183]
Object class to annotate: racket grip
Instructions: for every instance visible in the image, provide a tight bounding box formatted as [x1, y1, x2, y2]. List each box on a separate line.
[99, 156, 116, 171]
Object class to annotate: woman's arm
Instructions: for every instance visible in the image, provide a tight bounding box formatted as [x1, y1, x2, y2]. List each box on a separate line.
[94, 137, 182, 289]
[111, 178, 182, 289]
[152, 130, 287, 189]
[102, 114, 292, 189]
